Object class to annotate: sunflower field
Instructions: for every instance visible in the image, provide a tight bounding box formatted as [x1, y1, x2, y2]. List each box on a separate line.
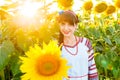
[0, 0, 120, 80]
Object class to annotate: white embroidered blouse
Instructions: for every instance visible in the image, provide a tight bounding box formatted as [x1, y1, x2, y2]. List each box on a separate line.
[61, 37, 98, 80]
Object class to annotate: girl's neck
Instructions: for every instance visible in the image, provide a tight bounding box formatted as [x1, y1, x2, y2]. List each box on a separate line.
[63, 35, 77, 46]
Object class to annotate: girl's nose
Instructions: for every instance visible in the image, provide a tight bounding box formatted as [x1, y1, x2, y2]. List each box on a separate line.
[64, 25, 68, 30]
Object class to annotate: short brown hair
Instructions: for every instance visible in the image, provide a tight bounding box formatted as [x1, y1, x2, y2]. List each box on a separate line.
[57, 10, 79, 25]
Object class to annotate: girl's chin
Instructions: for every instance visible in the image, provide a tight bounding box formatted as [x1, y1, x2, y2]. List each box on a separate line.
[63, 34, 71, 37]
[62, 32, 71, 37]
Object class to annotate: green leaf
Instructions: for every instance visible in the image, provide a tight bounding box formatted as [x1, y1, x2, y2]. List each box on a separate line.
[10, 55, 21, 77]
[114, 37, 120, 45]
[100, 54, 109, 69]
[95, 54, 101, 66]
[107, 27, 115, 35]
[0, 40, 15, 70]
[101, 60, 108, 68]
[112, 68, 120, 78]
[104, 37, 112, 45]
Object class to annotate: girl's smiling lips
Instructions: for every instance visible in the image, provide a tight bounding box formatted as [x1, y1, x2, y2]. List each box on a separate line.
[63, 31, 70, 34]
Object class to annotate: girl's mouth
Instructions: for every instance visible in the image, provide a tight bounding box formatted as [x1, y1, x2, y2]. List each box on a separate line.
[63, 31, 70, 34]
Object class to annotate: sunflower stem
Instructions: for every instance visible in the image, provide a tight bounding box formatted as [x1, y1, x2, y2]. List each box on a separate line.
[0, 70, 5, 80]
[104, 68, 107, 79]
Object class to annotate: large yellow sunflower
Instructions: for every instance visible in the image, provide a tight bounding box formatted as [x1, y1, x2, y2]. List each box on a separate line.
[20, 40, 70, 80]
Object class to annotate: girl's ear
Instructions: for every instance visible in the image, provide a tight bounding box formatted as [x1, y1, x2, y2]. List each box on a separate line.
[74, 24, 77, 29]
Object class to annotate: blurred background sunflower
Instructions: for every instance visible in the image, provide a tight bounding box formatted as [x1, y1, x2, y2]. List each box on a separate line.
[94, 2, 108, 13]
[83, 1, 93, 11]
[105, 5, 116, 15]
[57, 0, 73, 10]
[20, 40, 70, 80]
[115, 0, 120, 8]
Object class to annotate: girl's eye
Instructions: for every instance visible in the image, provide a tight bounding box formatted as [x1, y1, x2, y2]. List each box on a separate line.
[68, 23, 73, 26]
[60, 23, 65, 25]
[60, 22, 74, 27]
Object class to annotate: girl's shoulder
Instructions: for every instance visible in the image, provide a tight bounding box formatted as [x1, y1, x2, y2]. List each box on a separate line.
[76, 36, 90, 43]
[76, 36, 92, 48]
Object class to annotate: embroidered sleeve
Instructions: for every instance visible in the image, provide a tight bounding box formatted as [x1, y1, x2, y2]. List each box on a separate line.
[89, 77, 99, 80]
[85, 39, 98, 80]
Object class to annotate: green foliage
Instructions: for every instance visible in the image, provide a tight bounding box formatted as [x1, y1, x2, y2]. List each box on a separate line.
[75, 17, 120, 79]
[10, 55, 22, 79]
[0, 0, 120, 80]
[0, 40, 15, 70]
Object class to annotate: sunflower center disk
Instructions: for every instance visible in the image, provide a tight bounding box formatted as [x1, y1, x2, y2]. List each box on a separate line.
[36, 55, 60, 76]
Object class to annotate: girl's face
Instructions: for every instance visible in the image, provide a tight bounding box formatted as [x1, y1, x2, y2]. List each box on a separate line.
[59, 22, 77, 37]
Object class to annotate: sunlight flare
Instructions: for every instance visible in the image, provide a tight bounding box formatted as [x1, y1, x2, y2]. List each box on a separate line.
[18, 1, 41, 18]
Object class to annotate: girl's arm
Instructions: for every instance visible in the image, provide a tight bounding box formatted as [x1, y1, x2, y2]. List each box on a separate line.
[85, 39, 98, 80]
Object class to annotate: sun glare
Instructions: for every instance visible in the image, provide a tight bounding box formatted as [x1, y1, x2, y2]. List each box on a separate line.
[0, 0, 4, 6]
[18, 1, 42, 18]
[48, 2, 59, 13]
[72, 0, 83, 11]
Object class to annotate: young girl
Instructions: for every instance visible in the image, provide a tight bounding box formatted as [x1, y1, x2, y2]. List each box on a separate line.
[57, 10, 98, 80]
